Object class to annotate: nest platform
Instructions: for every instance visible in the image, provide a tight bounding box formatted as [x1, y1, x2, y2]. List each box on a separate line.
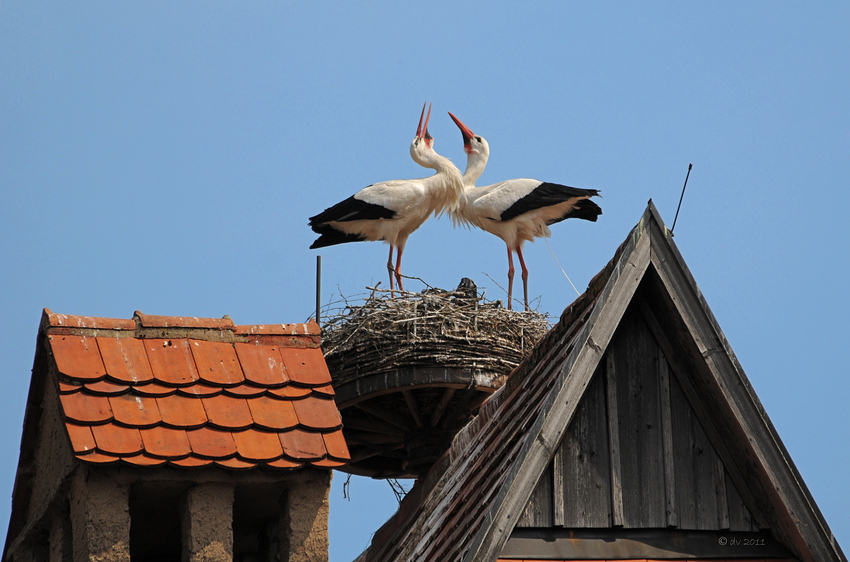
[321, 279, 550, 478]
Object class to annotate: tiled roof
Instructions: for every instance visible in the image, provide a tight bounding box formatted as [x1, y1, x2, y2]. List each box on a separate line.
[43, 309, 349, 470]
[360, 237, 625, 562]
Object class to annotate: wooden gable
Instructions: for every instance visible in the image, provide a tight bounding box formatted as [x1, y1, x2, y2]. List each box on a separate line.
[503, 292, 801, 559]
[471, 202, 845, 562]
[357, 202, 845, 562]
[516, 300, 761, 532]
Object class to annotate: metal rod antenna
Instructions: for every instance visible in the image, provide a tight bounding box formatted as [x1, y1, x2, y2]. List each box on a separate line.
[671, 163, 692, 235]
[316, 255, 322, 326]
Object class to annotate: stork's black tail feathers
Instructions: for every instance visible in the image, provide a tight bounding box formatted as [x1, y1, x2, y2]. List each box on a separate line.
[567, 198, 602, 222]
[308, 224, 368, 249]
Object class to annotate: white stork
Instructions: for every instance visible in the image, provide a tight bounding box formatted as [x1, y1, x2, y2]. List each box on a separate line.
[448, 112, 602, 311]
[309, 104, 464, 295]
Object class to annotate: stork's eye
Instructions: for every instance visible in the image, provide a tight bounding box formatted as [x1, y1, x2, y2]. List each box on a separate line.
[475, 136, 482, 142]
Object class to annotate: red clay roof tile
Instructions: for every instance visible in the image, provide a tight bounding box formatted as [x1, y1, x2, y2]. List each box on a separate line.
[144, 339, 200, 386]
[122, 454, 167, 467]
[133, 382, 177, 397]
[267, 385, 311, 399]
[267, 458, 304, 469]
[247, 396, 299, 431]
[77, 452, 120, 464]
[49, 335, 106, 381]
[215, 457, 256, 469]
[65, 423, 96, 453]
[279, 429, 327, 461]
[60, 392, 112, 424]
[45, 312, 346, 471]
[140, 426, 192, 458]
[97, 337, 154, 383]
[234, 322, 320, 336]
[201, 394, 253, 430]
[312, 384, 335, 397]
[222, 384, 266, 398]
[84, 380, 130, 395]
[292, 396, 342, 430]
[311, 458, 345, 468]
[45, 309, 135, 330]
[108, 395, 161, 428]
[58, 381, 80, 394]
[233, 430, 284, 461]
[91, 424, 144, 456]
[171, 457, 213, 468]
[191, 340, 244, 386]
[186, 427, 237, 458]
[175, 383, 222, 397]
[135, 312, 235, 330]
[156, 394, 208, 428]
[280, 347, 331, 386]
[234, 342, 290, 387]
[322, 430, 351, 462]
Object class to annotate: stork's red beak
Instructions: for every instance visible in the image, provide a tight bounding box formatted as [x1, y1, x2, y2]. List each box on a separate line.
[448, 112, 475, 154]
[416, 102, 433, 141]
[416, 102, 427, 139]
[423, 103, 432, 144]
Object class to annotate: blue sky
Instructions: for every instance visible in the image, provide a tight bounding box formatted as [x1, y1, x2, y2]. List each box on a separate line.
[1, 3, 848, 560]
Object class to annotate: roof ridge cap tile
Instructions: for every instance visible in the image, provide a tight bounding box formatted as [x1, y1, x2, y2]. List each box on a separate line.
[234, 322, 320, 336]
[134, 311, 236, 330]
[43, 308, 135, 331]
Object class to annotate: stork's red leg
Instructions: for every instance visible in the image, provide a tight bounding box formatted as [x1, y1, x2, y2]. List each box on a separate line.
[516, 245, 530, 311]
[387, 245, 396, 298]
[506, 246, 515, 311]
[395, 247, 405, 295]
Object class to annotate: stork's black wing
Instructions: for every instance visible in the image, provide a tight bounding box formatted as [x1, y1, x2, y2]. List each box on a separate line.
[499, 182, 601, 223]
[309, 192, 396, 228]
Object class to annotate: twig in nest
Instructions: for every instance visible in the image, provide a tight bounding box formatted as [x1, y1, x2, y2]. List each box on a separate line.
[387, 478, 411, 504]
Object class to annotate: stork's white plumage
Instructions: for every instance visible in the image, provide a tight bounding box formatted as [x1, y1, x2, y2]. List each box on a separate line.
[448, 112, 602, 311]
[309, 104, 464, 294]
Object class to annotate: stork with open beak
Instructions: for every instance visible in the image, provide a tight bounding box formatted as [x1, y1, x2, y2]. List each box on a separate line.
[309, 104, 464, 295]
[448, 111, 602, 311]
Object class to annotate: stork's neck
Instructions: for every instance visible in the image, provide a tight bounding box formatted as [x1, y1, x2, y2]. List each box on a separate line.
[424, 151, 464, 213]
[462, 151, 488, 188]
[428, 151, 460, 177]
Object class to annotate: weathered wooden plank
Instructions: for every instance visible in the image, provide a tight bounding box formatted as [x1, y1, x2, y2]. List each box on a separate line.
[658, 349, 678, 528]
[517, 464, 553, 527]
[691, 399, 721, 530]
[502, 528, 795, 560]
[552, 442, 565, 527]
[562, 366, 611, 528]
[716, 455, 730, 530]
[611, 306, 666, 528]
[669, 366, 698, 529]
[670, 370, 722, 531]
[726, 469, 757, 532]
[605, 353, 625, 527]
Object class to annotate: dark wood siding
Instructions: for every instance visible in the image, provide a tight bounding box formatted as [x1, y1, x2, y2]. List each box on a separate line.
[560, 363, 611, 528]
[517, 303, 758, 532]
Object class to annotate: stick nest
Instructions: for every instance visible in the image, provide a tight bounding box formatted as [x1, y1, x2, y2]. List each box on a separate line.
[320, 280, 551, 387]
